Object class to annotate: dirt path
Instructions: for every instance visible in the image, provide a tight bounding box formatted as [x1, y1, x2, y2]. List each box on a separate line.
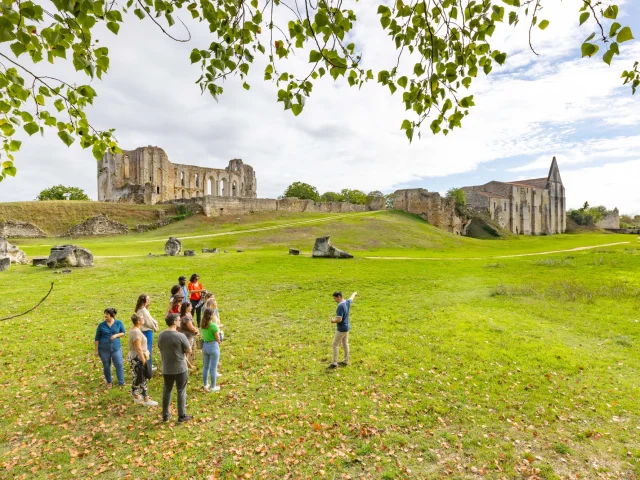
[364, 241, 631, 261]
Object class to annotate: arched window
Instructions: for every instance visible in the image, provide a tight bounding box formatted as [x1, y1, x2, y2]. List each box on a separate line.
[207, 178, 212, 195]
[156, 186, 160, 194]
[195, 173, 199, 188]
[123, 156, 130, 179]
[232, 181, 237, 197]
[516, 203, 519, 213]
[180, 172, 184, 186]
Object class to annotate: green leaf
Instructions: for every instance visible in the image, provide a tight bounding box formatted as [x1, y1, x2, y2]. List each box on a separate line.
[538, 20, 549, 30]
[54, 99, 64, 112]
[309, 50, 322, 62]
[494, 53, 507, 65]
[603, 5, 618, 20]
[24, 122, 39, 135]
[616, 27, 634, 43]
[603, 49, 614, 66]
[9, 140, 21, 151]
[10, 42, 27, 57]
[3, 166, 17, 177]
[581, 42, 599, 57]
[243, 82, 250, 90]
[291, 104, 303, 116]
[58, 130, 75, 147]
[610, 22, 621, 37]
[134, 8, 145, 19]
[107, 22, 120, 35]
[397, 76, 408, 89]
[190, 49, 201, 64]
[579, 12, 590, 26]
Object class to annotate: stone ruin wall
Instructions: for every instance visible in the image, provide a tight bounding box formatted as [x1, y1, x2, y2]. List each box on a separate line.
[0, 220, 47, 238]
[392, 189, 467, 235]
[98, 146, 257, 205]
[167, 196, 371, 217]
[65, 215, 129, 237]
[596, 209, 620, 229]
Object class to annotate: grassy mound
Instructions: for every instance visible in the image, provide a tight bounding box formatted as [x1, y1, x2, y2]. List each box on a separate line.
[0, 201, 175, 236]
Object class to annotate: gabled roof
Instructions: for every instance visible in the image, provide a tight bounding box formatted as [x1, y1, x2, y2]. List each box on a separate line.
[471, 191, 510, 200]
[506, 178, 548, 188]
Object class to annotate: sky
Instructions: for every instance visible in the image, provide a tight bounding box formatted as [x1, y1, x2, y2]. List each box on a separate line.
[1, 1, 639, 213]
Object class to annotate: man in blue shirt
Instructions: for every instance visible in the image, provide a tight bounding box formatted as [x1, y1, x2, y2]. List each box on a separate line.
[328, 291, 357, 369]
[178, 276, 190, 304]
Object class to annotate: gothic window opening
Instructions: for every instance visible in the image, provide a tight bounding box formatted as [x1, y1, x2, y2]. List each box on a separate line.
[232, 181, 237, 197]
[207, 178, 212, 195]
[195, 173, 199, 188]
[123, 156, 130, 179]
[180, 172, 184, 186]
[156, 186, 160, 194]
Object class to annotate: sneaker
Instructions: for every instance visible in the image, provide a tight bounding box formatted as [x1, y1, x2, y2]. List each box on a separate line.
[162, 415, 170, 423]
[209, 386, 220, 393]
[143, 399, 158, 407]
[327, 364, 338, 369]
[203, 385, 211, 392]
[133, 396, 144, 404]
[152, 366, 158, 371]
[338, 361, 349, 367]
[216, 372, 222, 377]
[178, 414, 193, 424]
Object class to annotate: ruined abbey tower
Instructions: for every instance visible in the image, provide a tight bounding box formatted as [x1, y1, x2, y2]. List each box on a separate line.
[98, 146, 257, 204]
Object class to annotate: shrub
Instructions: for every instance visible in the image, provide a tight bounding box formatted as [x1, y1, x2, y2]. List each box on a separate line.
[446, 187, 466, 207]
[282, 182, 320, 201]
[320, 191, 343, 202]
[36, 185, 89, 201]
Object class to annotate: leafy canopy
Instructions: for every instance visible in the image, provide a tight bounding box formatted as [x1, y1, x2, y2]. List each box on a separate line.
[447, 187, 466, 207]
[568, 202, 607, 226]
[36, 185, 90, 201]
[0, 0, 636, 183]
[282, 181, 320, 201]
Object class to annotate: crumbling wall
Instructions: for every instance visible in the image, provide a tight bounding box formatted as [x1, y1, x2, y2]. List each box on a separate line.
[65, 214, 129, 237]
[392, 189, 466, 235]
[0, 220, 47, 238]
[597, 209, 620, 229]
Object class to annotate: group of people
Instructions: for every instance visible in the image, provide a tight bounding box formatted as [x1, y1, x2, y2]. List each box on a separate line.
[94, 273, 224, 423]
[94, 271, 356, 423]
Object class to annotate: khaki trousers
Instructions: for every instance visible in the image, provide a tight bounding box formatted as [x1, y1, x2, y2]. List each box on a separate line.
[331, 331, 350, 365]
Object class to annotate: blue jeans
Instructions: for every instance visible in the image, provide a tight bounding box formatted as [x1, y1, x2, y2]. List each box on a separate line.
[142, 330, 153, 369]
[202, 341, 219, 388]
[98, 346, 125, 385]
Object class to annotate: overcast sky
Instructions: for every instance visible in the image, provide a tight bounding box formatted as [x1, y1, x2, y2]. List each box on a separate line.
[1, 1, 639, 213]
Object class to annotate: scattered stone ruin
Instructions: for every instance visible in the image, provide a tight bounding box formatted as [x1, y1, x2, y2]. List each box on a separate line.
[312, 236, 353, 259]
[165, 237, 182, 256]
[0, 236, 9, 272]
[7, 242, 27, 264]
[392, 189, 468, 235]
[46, 245, 94, 268]
[98, 145, 257, 204]
[462, 158, 566, 235]
[0, 220, 47, 238]
[596, 208, 620, 229]
[65, 214, 129, 237]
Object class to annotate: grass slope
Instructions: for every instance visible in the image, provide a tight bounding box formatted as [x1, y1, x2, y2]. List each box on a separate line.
[1, 211, 639, 479]
[0, 201, 174, 236]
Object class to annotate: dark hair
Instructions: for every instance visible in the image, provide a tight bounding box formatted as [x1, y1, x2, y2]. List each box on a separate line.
[180, 302, 191, 317]
[170, 285, 181, 296]
[178, 276, 186, 281]
[135, 294, 149, 313]
[165, 313, 180, 327]
[332, 291, 342, 298]
[190, 273, 199, 282]
[104, 307, 118, 317]
[131, 313, 143, 325]
[201, 307, 215, 330]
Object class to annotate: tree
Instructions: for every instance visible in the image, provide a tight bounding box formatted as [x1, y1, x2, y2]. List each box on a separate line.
[320, 191, 344, 202]
[366, 190, 384, 206]
[446, 187, 466, 208]
[36, 185, 90, 201]
[568, 201, 605, 226]
[282, 182, 320, 201]
[340, 188, 367, 205]
[0, 1, 636, 183]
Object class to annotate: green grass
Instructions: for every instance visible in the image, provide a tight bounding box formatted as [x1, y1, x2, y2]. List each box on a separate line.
[1, 210, 639, 479]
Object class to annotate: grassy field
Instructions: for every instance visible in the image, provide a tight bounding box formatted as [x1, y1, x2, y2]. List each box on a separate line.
[1, 211, 639, 479]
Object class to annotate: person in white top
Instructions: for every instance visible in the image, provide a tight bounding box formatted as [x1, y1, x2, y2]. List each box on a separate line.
[135, 294, 159, 370]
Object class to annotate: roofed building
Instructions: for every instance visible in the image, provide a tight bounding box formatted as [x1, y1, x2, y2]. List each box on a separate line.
[462, 157, 566, 235]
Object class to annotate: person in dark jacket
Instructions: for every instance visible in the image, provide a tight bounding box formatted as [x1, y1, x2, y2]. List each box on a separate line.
[94, 307, 126, 387]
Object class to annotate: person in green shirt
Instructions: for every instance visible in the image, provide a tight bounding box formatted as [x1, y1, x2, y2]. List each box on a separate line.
[200, 307, 221, 393]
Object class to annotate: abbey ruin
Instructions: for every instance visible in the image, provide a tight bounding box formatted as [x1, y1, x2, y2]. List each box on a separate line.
[98, 146, 257, 204]
[462, 157, 566, 235]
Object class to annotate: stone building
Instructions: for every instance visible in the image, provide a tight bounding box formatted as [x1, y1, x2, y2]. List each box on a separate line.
[596, 208, 620, 229]
[98, 146, 257, 204]
[462, 157, 566, 235]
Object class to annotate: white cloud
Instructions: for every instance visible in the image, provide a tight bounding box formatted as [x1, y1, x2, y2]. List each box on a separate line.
[0, 2, 638, 212]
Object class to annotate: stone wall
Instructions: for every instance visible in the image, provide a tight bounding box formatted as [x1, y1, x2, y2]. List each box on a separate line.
[65, 214, 129, 237]
[163, 196, 372, 217]
[392, 189, 467, 235]
[0, 220, 47, 238]
[597, 209, 620, 229]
